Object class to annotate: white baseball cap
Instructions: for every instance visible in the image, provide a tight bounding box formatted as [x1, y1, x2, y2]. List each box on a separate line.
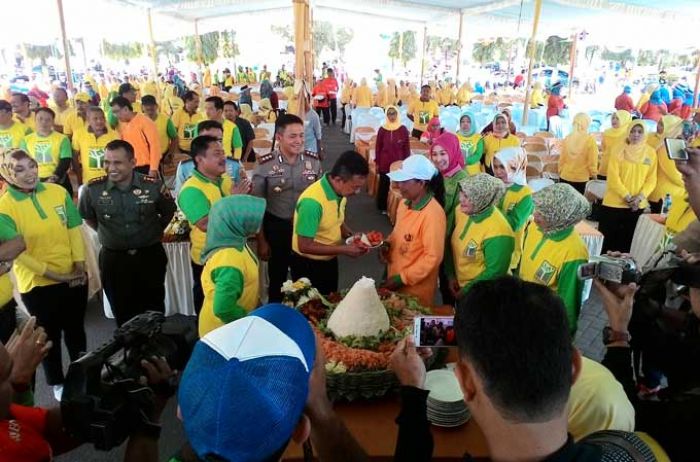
[387, 155, 438, 182]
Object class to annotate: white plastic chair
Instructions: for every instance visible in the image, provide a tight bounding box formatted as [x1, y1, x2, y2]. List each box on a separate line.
[585, 180, 607, 201]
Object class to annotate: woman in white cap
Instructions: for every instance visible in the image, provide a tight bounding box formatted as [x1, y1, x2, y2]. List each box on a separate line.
[380, 155, 446, 307]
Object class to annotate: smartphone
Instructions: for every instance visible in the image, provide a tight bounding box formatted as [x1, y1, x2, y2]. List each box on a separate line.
[665, 138, 688, 161]
[414, 316, 457, 347]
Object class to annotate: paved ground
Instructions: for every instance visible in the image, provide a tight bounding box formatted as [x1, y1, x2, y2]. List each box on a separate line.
[40, 122, 608, 461]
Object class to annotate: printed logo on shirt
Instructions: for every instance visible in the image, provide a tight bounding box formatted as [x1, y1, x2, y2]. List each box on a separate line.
[34, 142, 53, 164]
[54, 205, 67, 226]
[88, 147, 105, 168]
[535, 260, 557, 285]
[460, 140, 474, 155]
[418, 111, 430, 125]
[183, 123, 196, 139]
[463, 240, 478, 259]
[0, 134, 12, 148]
[643, 157, 652, 166]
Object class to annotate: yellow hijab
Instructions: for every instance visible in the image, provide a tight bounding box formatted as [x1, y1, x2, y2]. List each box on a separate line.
[604, 110, 633, 139]
[564, 113, 592, 157]
[661, 114, 683, 139]
[240, 103, 254, 121]
[382, 105, 402, 131]
[620, 121, 649, 163]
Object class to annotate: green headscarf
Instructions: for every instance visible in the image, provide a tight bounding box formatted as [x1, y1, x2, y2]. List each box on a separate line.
[202, 195, 266, 261]
[459, 111, 477, 137]
[533, 183, 590, 235]
[458, 173, 505, 215]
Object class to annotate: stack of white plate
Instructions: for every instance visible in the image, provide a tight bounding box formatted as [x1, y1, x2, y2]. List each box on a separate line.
[424, 369, 470, 427]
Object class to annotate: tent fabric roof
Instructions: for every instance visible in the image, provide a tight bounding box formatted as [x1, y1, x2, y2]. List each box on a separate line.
[112, 0, 700, 23]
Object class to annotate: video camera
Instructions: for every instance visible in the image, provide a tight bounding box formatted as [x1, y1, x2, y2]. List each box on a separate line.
[61, 312, 198, 450]
[577, 255, 642, 284]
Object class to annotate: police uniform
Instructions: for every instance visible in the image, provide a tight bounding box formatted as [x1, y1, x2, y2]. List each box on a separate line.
[251, 149, 322, 301]
[79, 173, 176, 326]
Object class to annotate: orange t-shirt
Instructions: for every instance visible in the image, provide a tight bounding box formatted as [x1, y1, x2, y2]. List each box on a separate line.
[387, 197, 446, 307]
[117, 113, 162, 170]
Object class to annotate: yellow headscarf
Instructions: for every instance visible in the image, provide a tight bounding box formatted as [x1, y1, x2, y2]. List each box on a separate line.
[620, 121, 649, 163]
[382, 105, 402, 131]
[604, 110, 633, 139]
[661, 114, 683, 139]
[240, 103, 254, 121]
[564, 113, 592, 157]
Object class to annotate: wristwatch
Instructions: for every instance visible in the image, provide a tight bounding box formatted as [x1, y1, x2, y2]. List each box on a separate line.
[603, 327, 631, 345]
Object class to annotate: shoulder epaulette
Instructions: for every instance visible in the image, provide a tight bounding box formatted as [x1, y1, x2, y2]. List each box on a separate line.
[87, 175, 108, 186]
[259, 153, 275, 164]
[304, 150, 319, 159]
[143, 175, 161, 184]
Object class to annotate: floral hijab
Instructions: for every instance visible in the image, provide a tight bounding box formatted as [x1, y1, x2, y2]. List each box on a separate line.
[458, 173, 505, 215]
[533, 183, 590, 235]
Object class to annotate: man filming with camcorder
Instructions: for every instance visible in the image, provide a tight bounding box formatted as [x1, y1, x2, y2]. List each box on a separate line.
[593, 145, 700, 461]
[0, 313, 188, 462]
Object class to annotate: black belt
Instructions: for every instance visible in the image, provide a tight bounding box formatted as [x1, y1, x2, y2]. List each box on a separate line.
[103, 243, 162, 255]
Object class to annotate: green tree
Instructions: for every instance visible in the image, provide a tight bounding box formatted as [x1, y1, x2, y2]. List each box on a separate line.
[220, 30, 240, 59]
[313, 20, 336, 61]
[23, 44, 62, 65]
[636, 49, 656, 66]
[401, 31, 417, 67]
[185, 31, 219, 65]
[156, 41, 182, 64]
[472, 40, 496, 65]
[542, 35, 571, 66]
[271, 25, 293, 44]
[388, 32, 401, 71]
[335, 27, 353, 60]
[525, 39, 545, 64]
[101, 40, 143, 61]
[601, 47, 633, 67]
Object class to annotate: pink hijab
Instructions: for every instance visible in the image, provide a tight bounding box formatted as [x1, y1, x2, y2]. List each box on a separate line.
[431, 132, 464, 177]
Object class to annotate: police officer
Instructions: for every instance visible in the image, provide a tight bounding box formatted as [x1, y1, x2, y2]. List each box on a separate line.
[252, 114, 322, 302]
[79, 139, 176, 326]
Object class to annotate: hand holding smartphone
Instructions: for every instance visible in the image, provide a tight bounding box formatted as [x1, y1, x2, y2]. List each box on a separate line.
[665, 138, 689, 161]
[413, 316, 457, 347]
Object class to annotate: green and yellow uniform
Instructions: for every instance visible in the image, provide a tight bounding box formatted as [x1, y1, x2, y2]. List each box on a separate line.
[482, 133, 521, 169]
[71, 127, 120, 184]
[0, 219, 20, 307]
[408, 99, 439, 133]
[20, 131, 72, 179]
[171, 109, 204, 152]
[447, 206, 514, 296]
[199, 247, 259, 337]
[293, 174, 346, 261]
[519, 223, 588, 334]
[177, 170, 232, 264]
[498, 184, 534, 269]
[0, 121, 31, 149]
[0, 183, 84, 294]
[13, 114, 35, 132]
[456, 133, 484, 175]
[152, 113, 177, 155]
[197, 119, 242, 160]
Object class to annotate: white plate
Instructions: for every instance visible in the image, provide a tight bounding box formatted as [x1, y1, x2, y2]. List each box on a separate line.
[424, 369, 463, 403]
[345, 234, 383, 249]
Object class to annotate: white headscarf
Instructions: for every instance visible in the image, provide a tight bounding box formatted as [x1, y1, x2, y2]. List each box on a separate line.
[494, 147, 527, 186]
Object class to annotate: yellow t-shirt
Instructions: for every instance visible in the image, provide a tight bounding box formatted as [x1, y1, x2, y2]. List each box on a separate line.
[152, 113, 176, 155]
[0, 183, 85, 293]
[567, 357, 635, 441]
[649, 143, 685, 203]
[171, 109, 204, 152]
[409, 100, 440, 132]
[71, 128, 120, 184]
[13, 114, 35, 132]
[559, 136, 599, 183]
[665, 193, 696, 237]
[0, 121, 31, 149]
[482, 134, 521, 168]
[49, 104, 74, 132]
[177, 170, 233, 264]
[63, 111, 88, 137]
[20, 131, 72, 179]
[293, 175, 346, 261]
[199, 246, 259, 337]
[602, 146, 657, 209]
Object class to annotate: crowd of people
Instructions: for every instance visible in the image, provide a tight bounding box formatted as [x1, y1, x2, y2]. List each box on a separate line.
[0, 57, 697, 462]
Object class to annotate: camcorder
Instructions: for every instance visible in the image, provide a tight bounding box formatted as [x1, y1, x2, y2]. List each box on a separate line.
[577, 255, 642, 284]
[61, 312, 198, 450]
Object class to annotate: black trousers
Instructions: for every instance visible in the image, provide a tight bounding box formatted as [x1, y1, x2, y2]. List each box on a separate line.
[21, 283, 87, 385]
[315, 107, 330, 126]
[0, 299, 17, 345]
[649, 199, 663, 214]
[411, 128, 424, 139]
[100, 243, 167, 327]
[560, 179, 587, 195]
[263, 213, 293, 303]
[290, 253, 338, 295]
[376, 173, 391, 212]
[438, 265, 455, 306]
[598, 205, 643, 253]
[191, 262, 204, 316]
[329, 98, 338, 125]
[341, 104, 347, 128]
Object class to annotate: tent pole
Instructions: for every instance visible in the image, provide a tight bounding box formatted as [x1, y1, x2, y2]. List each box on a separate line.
[194, 19, 204, 66]
[293, 0, 311, 87]
[567, 32, 577, 101]
[694, 51, 700, 108]
[56, 0, 74, 91]
[420, 25, 427, 85]
[521, 0, 542, 127]
[147, 9, 159, 84]
[455, 12, 463, 83]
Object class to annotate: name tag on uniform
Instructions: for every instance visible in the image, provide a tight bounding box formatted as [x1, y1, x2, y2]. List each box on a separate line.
[463, 240, 478, 259]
